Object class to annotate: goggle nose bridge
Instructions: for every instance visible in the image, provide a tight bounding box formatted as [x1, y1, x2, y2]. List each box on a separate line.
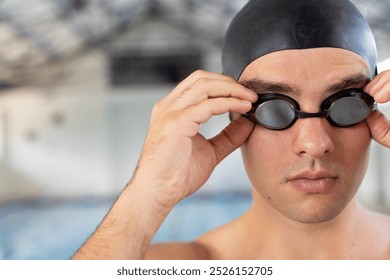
[296, 111, 328, 119]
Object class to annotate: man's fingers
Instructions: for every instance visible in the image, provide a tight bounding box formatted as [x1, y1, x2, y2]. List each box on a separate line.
[364, 71, 390, 103]
[171, 98, 251, 138]
[365, 71, 387, 92]
[364, 70, 390, 148]
[366, 110, 390, 148]
[152, 70, 257, 120]
[157, 70, 239, 110]
[209, 117, 255, 163]
[168, 78, 257, 112]
[184, 98, 252, 124]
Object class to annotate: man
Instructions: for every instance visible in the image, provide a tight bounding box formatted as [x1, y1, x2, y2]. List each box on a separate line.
[72, 0, 390, 259]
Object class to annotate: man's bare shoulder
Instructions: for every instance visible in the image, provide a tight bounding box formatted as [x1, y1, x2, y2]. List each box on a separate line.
[363, 208, 390, 258]
[144, 209, 390, 260]
[365, 208, 390, 228]
[145, 216, 246, 260]
[145, 241, 213, 260]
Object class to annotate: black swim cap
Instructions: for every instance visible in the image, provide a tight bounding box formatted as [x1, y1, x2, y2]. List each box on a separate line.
[222, 0, 377, 79]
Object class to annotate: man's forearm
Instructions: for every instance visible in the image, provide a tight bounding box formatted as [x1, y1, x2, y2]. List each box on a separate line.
[71, 181, 171, 260]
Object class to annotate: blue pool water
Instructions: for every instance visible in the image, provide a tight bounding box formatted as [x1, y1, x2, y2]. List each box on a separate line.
[0, 193, 251, 259]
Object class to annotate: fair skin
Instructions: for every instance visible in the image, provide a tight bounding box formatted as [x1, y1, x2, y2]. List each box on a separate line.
[72, 48, 390, 260]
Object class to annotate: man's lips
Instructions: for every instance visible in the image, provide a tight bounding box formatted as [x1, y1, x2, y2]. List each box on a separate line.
[286, 171, 339, 194]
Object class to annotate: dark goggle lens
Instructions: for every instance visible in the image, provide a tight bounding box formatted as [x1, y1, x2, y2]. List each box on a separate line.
[255, 99, 296, 129]
[328, 96, 371, 126]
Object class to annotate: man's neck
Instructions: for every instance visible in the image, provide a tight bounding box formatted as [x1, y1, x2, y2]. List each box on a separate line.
[243, 193, 368, 259]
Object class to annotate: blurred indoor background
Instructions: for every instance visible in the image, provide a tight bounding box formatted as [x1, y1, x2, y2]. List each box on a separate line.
[0, 0, 389, 259]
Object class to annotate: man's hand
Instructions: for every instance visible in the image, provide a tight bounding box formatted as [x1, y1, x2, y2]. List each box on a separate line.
[72, 70, 257, 260]
[365, 70, 390, 148]
[132, 70, 257, 210]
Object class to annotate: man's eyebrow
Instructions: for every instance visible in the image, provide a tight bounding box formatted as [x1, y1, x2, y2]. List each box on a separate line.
[241, 79, 299, 95]
[325, 73, 371, 93]
[242, 74, 371, 96]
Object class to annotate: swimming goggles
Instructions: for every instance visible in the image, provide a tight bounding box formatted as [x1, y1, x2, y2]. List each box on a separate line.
[243, 89, 377, 130]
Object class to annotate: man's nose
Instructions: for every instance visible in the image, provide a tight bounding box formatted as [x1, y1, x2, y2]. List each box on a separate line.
[292, 117, 336, 158]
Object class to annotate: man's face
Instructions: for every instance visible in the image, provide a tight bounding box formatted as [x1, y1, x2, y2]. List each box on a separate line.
[239, 48, 372, 224]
